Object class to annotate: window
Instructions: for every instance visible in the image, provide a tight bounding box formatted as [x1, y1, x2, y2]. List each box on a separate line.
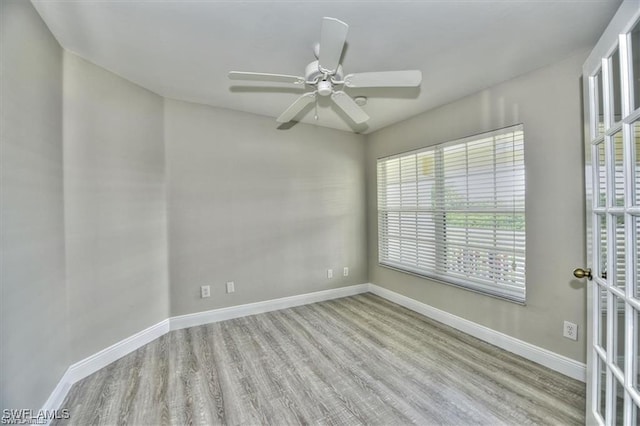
[377, 125, 526, 303]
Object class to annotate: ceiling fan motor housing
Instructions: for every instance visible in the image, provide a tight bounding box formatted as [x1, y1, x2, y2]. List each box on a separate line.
[305, 60, 343, 84]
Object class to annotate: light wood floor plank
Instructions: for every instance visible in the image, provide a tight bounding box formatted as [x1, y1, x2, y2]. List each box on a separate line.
[54, 294, 585, 425]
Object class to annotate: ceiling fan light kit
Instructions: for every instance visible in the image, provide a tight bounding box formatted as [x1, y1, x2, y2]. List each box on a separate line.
[317, 79, 333, 97]
[228, 17, 422, 127]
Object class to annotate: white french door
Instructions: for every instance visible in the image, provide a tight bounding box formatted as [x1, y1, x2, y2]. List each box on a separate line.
[583, 2, 640, 424]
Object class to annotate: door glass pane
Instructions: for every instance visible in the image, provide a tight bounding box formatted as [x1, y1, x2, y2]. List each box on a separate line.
[635, 309, 640, 393]
[596, 69, 605, 137]
[611, 49, 623, 124]
[597, 142, 607, 208]
[613, 294, 625, 370]
[598, 356, 607, 421]
[613, 378, 624, 424]
[598, 214, 608, 280]
[634, 121, 640, 205]
[613, 132, 625, 207]
[600, 285, 608, 350]
[614, 215, 626, 290]
[635, 216, 640, 300]
[632, 22, 640, 110]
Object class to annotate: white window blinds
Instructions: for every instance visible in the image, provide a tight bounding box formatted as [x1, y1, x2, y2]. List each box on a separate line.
[377, 125, 526, 303]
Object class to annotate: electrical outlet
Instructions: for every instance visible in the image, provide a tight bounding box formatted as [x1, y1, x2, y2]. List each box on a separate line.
[226, 281, 235, 294]
[200, 285, 210, 298]
[327, 269, 333, 279]
[343, 267, 349, 277]
[563, 321, 578, 341]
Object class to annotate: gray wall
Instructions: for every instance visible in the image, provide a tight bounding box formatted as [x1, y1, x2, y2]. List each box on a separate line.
[63, 53, 169, 362]
[366, 51, 588, 362]
[165, 99, 367, 316]
[0, 0, 69, 410]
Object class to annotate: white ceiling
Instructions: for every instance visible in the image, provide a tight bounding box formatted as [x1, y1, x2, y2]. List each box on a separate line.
[32, 0, 621, 134]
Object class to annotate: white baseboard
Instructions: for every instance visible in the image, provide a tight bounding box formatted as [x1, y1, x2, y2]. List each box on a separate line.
[40, 284, 369, 417]
[41, 281, 585, 420]
[39, 318, 170, 423]
[170, 284, 370, 330]
[39, 373, 73, 417]
[66, 319, 171, 384]
[368, 283, 586, 382]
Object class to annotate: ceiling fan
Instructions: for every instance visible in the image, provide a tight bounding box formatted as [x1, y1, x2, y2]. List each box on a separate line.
[228, 17, 422, 125]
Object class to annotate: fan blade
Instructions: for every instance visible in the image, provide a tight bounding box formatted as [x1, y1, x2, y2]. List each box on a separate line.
[343, 70, 422, 88]
[318, 17, 348, 74]
[331, 91, 369, 124]
[229, 71, 305, 85]
[276, 93, 316, 123]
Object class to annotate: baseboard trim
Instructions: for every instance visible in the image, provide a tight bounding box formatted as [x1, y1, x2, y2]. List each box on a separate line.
[66, 319, 171, 384]
[39, 318, 170, 422]
[368, 283, 586, 382]
[40, 372, 73, 417]
[41, 281, 584, 420]
[40, 284, 369, 417]
[170, 284, 370, 330]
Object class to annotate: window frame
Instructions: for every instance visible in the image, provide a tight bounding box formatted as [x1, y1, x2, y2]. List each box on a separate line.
[377, 124, 526, 304]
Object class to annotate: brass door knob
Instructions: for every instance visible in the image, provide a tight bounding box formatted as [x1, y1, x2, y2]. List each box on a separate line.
[573, 267, 592, 280]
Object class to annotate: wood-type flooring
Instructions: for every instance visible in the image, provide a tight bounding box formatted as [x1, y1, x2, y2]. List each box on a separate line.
[55, 293, 585, 425]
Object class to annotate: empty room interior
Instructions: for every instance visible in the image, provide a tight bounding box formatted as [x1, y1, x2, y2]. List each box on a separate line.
[4, 0, 640, 424]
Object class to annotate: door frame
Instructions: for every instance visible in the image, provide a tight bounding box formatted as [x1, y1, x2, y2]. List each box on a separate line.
[583, 2, 640, 424]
